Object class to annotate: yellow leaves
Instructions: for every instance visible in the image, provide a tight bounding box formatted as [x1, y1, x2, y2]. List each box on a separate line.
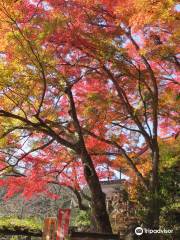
[159, 137, 180, 171]
[87, 92, 105, 103]
[0, 137, 8, 149]
[83, 106, 97, 118]
[139, 48, 147, 56]
[112, 0, 177, 32]
[149, 44, 175, 61]
[39, 111, 58, 123]
[171, 25, 180, 45]
[0, 0, 17, 4]
[83, 92, 110, 120]
[0, 166, 13, 176]
[128, 0, 177, 29]
[136, 160, 151, 177]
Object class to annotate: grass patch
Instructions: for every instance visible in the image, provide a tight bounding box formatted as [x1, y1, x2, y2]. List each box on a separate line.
[0, 217, 42, 233]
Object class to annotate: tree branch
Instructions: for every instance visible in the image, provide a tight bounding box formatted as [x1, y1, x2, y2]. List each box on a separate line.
[84, 129, 149, 190]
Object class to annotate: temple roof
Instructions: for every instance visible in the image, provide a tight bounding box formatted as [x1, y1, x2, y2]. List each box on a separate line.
[100, 179, 126, 185]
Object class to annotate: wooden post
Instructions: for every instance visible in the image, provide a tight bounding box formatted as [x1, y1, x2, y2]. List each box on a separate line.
[56, 209, 71, 240]
[42, 217, 57, 240]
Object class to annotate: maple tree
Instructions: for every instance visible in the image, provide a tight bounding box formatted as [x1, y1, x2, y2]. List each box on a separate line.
[0, 0, 179, 236]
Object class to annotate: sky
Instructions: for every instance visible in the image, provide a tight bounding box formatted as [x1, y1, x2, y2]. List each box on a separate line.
[175, 4, 180, 12]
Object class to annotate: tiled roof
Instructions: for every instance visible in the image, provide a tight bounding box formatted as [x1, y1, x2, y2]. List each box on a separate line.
[100, 179, 126, 185]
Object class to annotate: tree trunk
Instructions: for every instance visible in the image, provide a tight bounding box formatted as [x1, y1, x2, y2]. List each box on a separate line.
[146, 197, 160, 240]
[146, 143, 160, 240]
[67, 88, 112, 233]
[81, 149, 112, 233]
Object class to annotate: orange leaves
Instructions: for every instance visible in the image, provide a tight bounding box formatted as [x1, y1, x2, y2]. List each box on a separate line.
[0, 0, 179, 203]
[111, 155, 128, 169]
[136, 159, 151, 177]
